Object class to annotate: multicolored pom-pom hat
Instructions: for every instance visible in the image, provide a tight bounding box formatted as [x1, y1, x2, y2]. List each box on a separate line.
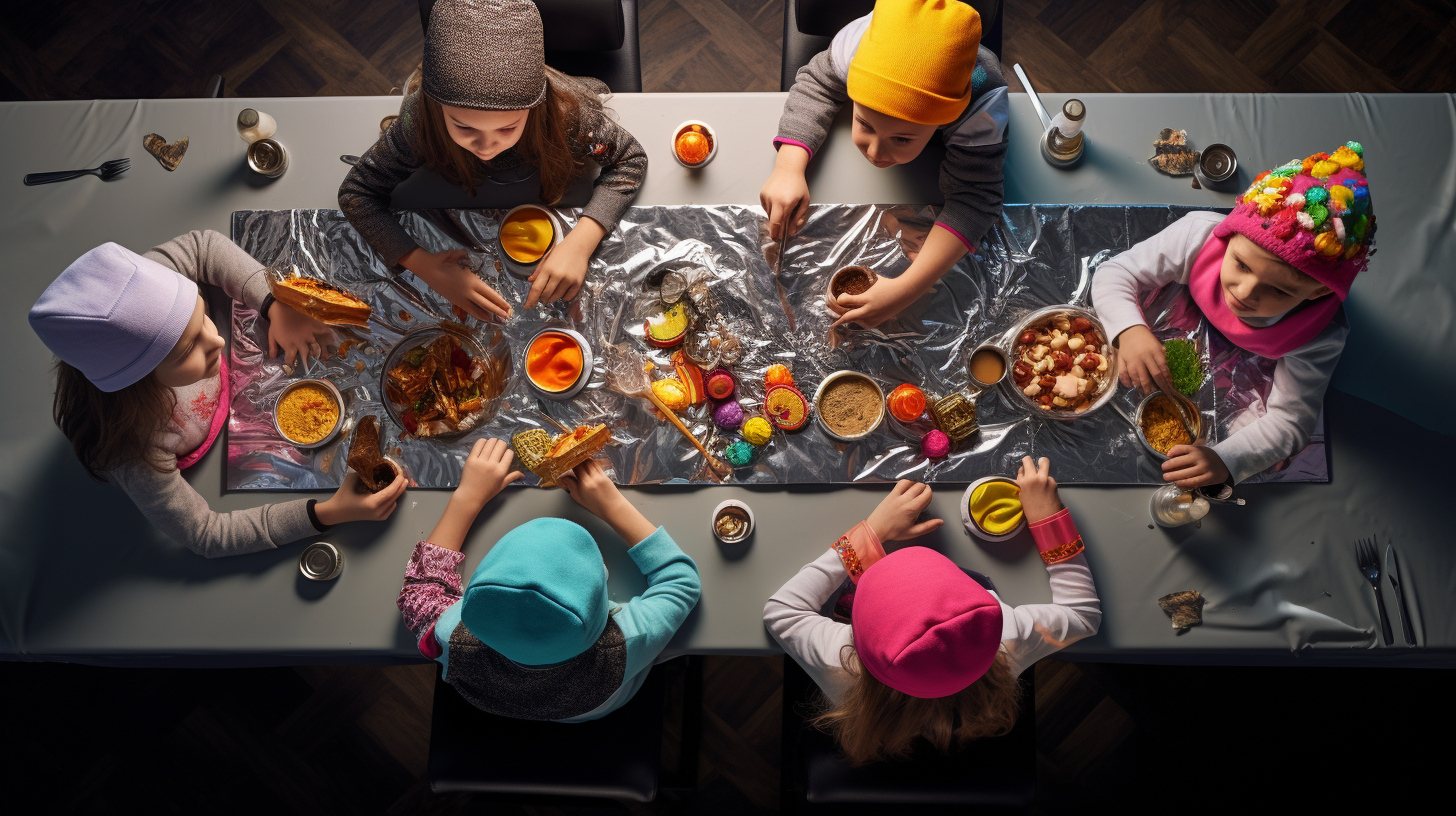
[1212, 141, 1375, 301]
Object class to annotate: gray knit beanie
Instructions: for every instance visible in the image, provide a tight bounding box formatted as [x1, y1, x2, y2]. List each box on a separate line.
[422, 0, 548, 110]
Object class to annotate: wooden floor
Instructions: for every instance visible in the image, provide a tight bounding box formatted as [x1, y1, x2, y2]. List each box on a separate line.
[2, 1, 1452, 812]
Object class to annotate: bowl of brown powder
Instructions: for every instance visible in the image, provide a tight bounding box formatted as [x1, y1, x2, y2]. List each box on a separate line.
[827, 265, 878, 304]
[813, 371, 885, 442]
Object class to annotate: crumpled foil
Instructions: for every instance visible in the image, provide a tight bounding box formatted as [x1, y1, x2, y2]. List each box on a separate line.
[227, 204, 1328, 489]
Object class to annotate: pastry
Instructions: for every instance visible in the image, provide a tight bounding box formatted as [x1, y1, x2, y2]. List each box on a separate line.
[765, 385, 810, 431]
[651, 378, 691, 412]
[143, 133, 189, 171]
[271, 274, 372, 328]
[1158, 590, 1205, 629]
[347, 415, 401, 493]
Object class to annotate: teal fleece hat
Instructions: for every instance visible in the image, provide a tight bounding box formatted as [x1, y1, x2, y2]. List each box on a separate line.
[460, 518, 608, 666]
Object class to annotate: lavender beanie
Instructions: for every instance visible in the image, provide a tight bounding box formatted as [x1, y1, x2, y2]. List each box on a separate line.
[29, 243, 197, 392]
[423, 0, 548, 111]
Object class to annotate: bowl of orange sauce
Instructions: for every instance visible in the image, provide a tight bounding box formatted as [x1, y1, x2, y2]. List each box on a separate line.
[672, 121, 717, 168]
[525, 327, 592, 400]
[497, 205, 564, 279]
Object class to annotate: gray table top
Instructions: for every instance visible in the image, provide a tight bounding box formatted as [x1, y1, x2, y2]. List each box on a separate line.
[1, 92, 1452, 666]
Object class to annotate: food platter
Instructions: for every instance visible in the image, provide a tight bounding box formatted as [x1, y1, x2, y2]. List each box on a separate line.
[999, 305, 1119, 421]
[379, 324, 511, 440]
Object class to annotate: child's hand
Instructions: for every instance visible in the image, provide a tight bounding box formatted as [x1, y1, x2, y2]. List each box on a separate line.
[559, 459, 658, 546]
[828, 275, 918, 330]
[403, 247, 511, 321]
[454, 437, 524, 512]
[1015, 456, 1064, 524]
[760, 144, 812, 240]
[1162, 444, 1229, 489]
[1114, 325, 1174, 395]
[866, 480, 943, 542]
[525, 241, 588, 308]
[267, 301, 334, 366]
[315, 470, 408, 526]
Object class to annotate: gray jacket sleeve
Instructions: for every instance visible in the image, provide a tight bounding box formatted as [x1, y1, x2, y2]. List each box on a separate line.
[936, 138, 1008, 250]
[572, 102, 648, 233]
[337, 94, 428, 268]
[109, 457, 319, 558]
[774, 48, 849, 157]
[143, 229, 273, 312]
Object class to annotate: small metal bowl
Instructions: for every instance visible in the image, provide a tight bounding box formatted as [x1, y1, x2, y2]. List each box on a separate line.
[273, 378, 344, 449]
[827, 265, 877, 304]
[496, 205, 565, 280]
[960, 476, 1027, 542]
[966, 342, 1010, 392]
[1134, 390, 1202, 461]
[711, 500, 754, 543]
[672, 120, 717, 168]
[524, 326, 593, 401]
[1000, 304, 1119, 421]
[813, 370, 885, 442]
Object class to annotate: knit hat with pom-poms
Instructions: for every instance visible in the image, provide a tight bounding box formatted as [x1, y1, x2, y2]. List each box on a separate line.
[1212, 141, 1375, 301]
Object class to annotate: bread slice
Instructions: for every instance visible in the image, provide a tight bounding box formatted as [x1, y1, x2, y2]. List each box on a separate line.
[270, 275, 371, 328]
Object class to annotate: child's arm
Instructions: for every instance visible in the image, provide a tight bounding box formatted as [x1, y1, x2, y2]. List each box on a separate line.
[763, 549, 856, 699]
[422, 438, 524, 552]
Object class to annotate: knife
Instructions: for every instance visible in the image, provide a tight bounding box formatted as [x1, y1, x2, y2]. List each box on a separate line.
[1385, 544, 1416, 646]
[772, 228, 796, 332]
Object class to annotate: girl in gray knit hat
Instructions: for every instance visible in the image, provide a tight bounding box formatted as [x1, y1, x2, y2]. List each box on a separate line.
[339, 0, 648, 318]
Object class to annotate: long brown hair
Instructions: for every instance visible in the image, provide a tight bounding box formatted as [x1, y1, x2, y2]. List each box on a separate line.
[811, 646, 1022, 766]
[398, 66, 594, 205]
[53, 361, 176, 481]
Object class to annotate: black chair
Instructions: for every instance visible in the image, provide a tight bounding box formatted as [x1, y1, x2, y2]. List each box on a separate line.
[780, 656, 1035, 812]
[428, 657, 700, 804]
[419, 0, 642, 93]
[781, 0, 1002, 92]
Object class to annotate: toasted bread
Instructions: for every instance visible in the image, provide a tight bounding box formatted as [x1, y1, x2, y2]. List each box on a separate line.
[270, 275, 371, 328]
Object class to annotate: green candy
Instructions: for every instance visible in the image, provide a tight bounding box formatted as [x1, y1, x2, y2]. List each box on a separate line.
[1269, 166, 1298, 178]
[1351, 214, 1368, 243]
[1305, 203, 1329, 229]
[1346, 140, 1363, 156]
[1304, 186, 1329, 206]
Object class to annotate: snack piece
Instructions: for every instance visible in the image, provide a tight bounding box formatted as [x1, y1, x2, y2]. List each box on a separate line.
[270, 275, 372, 328]
[765, 364, 795, 387]
[1158, 590, 1205, 629]
[706, 369, 736, 401]
[526, 332, 584, 393]
[968, 480, 1022, 535]
[347, 415, 401, 493]
[742, 416, 772, 446]
[671, 350, 707, 405]
[512, 428, 553, 473]
[645, 302, 690, 348]
[522, 424, 612, 486]
[143, 133, 189, 171]
[765, 385, 810, 431]
[714, 400, 744, 430]
[887, 383, 927, 423]
[929, 393, 979, 440]
[921, 429, 950, 458]
[725, 438, 754, 468]
[1149, 127, 1197, 176]
[651, 378, 692, 412]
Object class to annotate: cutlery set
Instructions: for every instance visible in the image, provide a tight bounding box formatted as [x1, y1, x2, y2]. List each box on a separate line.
[1355, 536, 1416, 646]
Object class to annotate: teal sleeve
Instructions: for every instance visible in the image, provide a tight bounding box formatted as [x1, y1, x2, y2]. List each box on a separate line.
[612, 527, 701, 680]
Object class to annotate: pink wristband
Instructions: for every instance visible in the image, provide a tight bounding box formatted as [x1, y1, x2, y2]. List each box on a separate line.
[830, 521, 887, 583]
[1028, 508, 1084, 565]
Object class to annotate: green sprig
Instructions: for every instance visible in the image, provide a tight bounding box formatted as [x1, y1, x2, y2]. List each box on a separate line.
[1163, 339, 1204, 398]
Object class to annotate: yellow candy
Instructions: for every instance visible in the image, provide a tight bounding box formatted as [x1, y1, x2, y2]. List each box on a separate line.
[1328, 185, 1353, 207]
[969, 481, 1024, 535]
[1311, 160, 1341, 179]
[651, 378, 691, 412]
[1331, 145, 1364, 172]
[742, 416, 773, 446]
[1251, 192, 1284, 215]
[1314, 231, 1343, 257]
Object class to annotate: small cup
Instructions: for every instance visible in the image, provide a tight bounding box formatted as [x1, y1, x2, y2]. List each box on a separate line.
[496, 205, 564, 280]
[712, 500, 754, 543]
[966, 343, 1010, 391]
[827, 266, 878, 304]
[672, 121, 717, 168]
[1195, 143, 1238, 189]
[960, 477, 1026, 542]
[299, 541, 343, 580]
[247, 138, 288, 178]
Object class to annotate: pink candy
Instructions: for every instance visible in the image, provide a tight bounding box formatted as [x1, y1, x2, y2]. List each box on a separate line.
[921, 429, 951, 458]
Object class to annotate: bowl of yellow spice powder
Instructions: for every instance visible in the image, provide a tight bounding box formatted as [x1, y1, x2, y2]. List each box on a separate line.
[1135, 390, 1201, 460]
[274, 379, 344, 448]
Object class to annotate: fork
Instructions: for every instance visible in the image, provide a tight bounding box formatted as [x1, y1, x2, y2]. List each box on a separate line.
[24, 158, 131, 186]
[1355, 537, 1393, 646]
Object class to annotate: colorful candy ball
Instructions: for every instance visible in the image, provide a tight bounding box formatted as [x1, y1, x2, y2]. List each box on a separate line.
[765, 364, 795, 387]
[725, 438, 754, 468]
[742, 416, 773, 446]
[921, 429, 951, 458]
[714, 400, 745, 430]
[705, 368, 736, 400]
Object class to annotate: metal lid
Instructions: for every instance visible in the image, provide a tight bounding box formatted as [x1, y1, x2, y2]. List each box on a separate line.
[299, 542, 342, 581]
[237, 108, 259, 128]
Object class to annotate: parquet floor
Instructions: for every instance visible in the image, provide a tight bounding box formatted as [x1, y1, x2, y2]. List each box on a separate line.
[1, 1, 1451, 812]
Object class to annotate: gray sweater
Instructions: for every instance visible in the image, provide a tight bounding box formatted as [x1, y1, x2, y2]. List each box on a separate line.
[339, 73, 648, 267]
[775, 11, 1009, 249]
[107, 230, 321, 558]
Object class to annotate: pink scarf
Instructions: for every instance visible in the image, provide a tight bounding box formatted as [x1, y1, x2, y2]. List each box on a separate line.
[176, 354, 231, 470]
[1188, 232, 1340, 359]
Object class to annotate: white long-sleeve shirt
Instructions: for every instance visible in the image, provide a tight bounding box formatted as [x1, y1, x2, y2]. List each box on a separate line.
[763, 549, 1101, 703]
[1090, 211, 1348, 484]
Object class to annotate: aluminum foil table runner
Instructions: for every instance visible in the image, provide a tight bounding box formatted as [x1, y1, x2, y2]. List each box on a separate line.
[228, 204, 1328, 490]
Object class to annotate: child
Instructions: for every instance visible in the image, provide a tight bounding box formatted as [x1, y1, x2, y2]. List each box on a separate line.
[29, 232, 408, 557]
[339, 0, 648, 317]
[398, 444, 700, 722]
[760, 0, 1008, 329]
[764, 461, 1100, 765]
[1092, 143, 1374, 487]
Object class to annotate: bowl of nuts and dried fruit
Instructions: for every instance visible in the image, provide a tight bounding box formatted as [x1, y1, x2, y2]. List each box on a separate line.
[1003, 305, 1118, 420]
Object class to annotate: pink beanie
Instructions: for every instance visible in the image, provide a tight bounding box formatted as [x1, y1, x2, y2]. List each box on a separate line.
[1212, 141, 1375, 301]
[852, 547, 1004, 699]
[29, 243, 198, 392]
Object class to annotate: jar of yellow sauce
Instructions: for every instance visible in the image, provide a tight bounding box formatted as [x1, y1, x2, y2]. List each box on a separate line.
[496, 205, 560, 279]
[960, 477, 1025, 541]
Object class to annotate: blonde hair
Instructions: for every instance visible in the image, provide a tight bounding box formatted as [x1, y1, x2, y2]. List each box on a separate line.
[810, 645, 1022, 766]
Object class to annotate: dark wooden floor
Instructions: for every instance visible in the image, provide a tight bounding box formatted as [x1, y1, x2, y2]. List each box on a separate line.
[2, 1, 1452, 812]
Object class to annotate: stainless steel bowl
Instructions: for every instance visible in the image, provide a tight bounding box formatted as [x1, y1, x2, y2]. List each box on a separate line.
[379, 324, 511, 439]
[813, 370, 886, 442]
[965, 342, 1010, 392]
[524, 326, 593, 401]
[273, 378, 344, 449]
[496, 205, 565, 280]
[999, 304, 1119, 421]
[1134, 390, 1202, 461]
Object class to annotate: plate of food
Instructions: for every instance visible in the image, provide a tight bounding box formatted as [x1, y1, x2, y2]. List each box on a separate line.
[1003, 305, 1118, 419]
[381, 325, 510, 438]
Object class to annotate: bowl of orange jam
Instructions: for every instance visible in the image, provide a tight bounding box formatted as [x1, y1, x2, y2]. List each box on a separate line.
[525, 327, 592, 400]
[672, 121, 717, 168]
[497, 205, 563, 279]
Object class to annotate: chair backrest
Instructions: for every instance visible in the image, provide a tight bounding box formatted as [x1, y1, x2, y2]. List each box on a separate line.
[795, 0, 1001, 41]
[418, 0, 625, 51]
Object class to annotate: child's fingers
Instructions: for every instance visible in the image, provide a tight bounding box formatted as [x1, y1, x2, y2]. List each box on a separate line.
[830, 305, 867, 329]
[790, 197, 810, 236]
[477, 281, 510, 313]
[907, 518, 944, 537]
[564, 281, 582, 302]
[891, 479, 912, 496]
[504, 470, 524, 485]
[1037, 457, 1051, 477]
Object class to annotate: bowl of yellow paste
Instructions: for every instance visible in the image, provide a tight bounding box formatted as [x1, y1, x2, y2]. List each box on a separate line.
[524, 326, 593, 400]
[273, 378, 344, 449]
[496, 204, 564, 280]
[960, 476, 1026, 542]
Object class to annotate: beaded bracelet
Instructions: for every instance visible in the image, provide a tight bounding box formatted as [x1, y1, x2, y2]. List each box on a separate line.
[832, 535, 866, 580]
[1037, 535, 1085, 566]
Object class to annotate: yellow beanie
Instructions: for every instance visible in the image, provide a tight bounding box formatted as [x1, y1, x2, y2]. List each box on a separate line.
[847, 0, 982, 126]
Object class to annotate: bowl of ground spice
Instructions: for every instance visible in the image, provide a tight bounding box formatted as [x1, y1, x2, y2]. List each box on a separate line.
[274, 379, 344, 448]
[1135, 390, 1201, 460]
[828, 265, 877, 303]
[813, 371, 885, 442]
